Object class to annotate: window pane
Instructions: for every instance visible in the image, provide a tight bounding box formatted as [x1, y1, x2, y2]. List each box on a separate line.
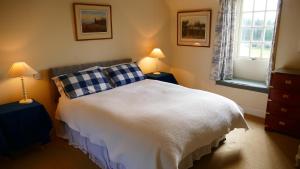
[253, 12, 265, 26]
[267, 0, 279, 10]
[250, 43, 262, 58]
[253, 28, 264, 41]
[265, 28, 274, 42]
[243, 0, 254, 12]
[241, 28, 252, 41]
[239, 43, 250, 57]
[241, 13, 253, 26]
[254, 0, 266, 11]
[262, 43, 272, 58]
[265, 12, 276, 26]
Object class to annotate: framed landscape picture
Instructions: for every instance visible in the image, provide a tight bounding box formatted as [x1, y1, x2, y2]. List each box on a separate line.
[177, 9, 211, 47]
[73, 3, 112, 41]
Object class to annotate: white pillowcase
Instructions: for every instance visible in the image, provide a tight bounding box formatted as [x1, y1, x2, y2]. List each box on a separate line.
[52, 76, 67, 97]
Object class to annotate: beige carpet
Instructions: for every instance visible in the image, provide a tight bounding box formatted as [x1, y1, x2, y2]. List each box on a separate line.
[1, 116, 299, 169]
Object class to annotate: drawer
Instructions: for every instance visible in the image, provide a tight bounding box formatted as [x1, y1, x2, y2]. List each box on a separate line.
[270, 73, 300, 91]
[267, 101, 300, 119]
[269, 89, 300, 106]
[265, 115, 300, 138]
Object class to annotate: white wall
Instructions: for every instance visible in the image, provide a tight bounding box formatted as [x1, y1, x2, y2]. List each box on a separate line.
[275, 0, 300, 69]
[166, 0, 300, 118]
[234, 59, 269, 81]
[0, 0, 171, 116]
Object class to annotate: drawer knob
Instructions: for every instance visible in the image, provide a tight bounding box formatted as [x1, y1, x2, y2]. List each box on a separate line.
[266, 112, 271, 115]
[280, 108, 288, 112]
[282, 94, 289, 99]
[285, 80, 292, 85]
[269, 86, 274, 89]
[278, 121, 286, 126]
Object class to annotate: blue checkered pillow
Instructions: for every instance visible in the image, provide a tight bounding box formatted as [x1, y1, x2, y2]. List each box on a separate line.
[58, 69, 112, 99]
[104, 63, 145, 87]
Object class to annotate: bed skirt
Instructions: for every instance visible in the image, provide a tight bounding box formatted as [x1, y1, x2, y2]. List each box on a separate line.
[57, 121, 225, 169]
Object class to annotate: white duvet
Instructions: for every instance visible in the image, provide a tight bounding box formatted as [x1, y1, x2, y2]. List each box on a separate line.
[56, 79, 248, 169]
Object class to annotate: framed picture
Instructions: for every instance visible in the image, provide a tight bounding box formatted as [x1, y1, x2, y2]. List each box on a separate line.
[177, 9, 212, 47]
[73, 3, 112, 41]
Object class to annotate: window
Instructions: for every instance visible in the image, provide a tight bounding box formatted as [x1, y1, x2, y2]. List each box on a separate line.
[233, 0, 280, 82]
[235, 0, 279, 60]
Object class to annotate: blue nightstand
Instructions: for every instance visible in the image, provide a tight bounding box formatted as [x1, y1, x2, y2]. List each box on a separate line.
[145, 72, 178, 84]
[0, 101, 52, 154]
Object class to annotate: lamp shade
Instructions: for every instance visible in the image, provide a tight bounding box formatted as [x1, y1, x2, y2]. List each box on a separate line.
[149, 48, 165, 59]
[8, 62, 37, 78]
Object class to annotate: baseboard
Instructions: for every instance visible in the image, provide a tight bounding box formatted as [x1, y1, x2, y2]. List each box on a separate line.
[240, 105, 266, 119]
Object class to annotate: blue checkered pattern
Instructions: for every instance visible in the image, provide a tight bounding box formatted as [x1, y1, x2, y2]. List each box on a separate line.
[58, 69, 112, 99]
[104, 63, 145, 87]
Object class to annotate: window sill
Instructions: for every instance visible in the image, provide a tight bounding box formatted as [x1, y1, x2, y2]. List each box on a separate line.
[216, 78, 268, 94]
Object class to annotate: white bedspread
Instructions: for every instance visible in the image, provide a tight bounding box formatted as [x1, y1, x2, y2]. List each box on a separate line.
[56, 79, 248, 169]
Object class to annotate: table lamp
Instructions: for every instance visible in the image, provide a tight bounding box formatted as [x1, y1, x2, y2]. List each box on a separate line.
[149, 48, 165, 74]
[8, 62, 38, 104]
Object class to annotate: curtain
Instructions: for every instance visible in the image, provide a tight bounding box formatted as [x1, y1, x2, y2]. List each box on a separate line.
[266, 0, 283, 86]
[210, 0, 238, 81]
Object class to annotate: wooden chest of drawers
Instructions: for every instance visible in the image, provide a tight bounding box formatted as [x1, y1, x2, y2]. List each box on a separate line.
[265, 68, 300, 138]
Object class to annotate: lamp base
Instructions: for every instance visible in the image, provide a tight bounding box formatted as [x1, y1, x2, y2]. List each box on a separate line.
[153, 72, 161, 75]
[19, 98, 33, 104]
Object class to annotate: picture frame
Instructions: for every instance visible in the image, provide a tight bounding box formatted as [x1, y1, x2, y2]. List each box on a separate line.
[177, 9, 212, 47]
[73, 3, 113, 41]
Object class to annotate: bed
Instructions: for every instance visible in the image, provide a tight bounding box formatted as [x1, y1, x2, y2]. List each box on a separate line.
[50, 58, 248, 169]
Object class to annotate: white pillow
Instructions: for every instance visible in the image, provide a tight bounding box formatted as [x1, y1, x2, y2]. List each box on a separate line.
[51, 76, 67, 97]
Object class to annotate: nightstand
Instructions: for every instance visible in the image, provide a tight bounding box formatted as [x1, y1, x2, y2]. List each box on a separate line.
[145, 72, 178, 84]
[0, 101, 52, 154]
